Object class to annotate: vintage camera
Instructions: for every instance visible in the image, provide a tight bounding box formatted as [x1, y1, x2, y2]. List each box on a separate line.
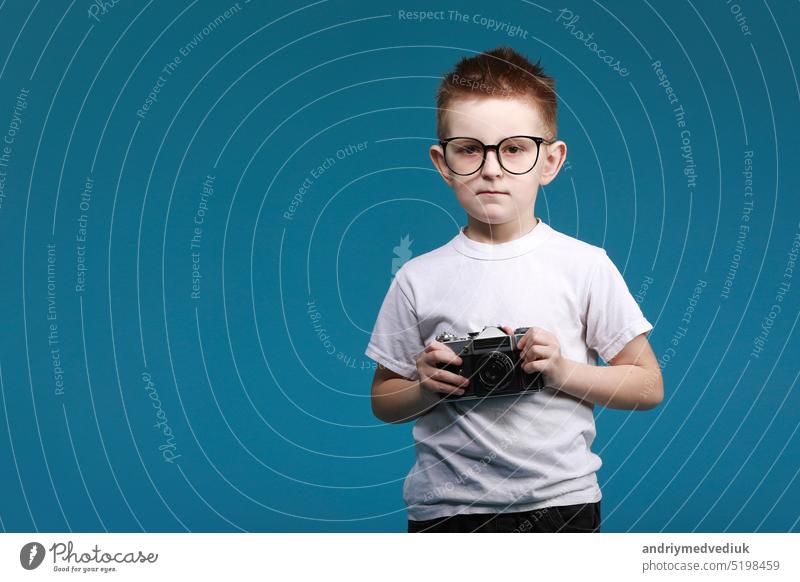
[434, 325, 544, 401]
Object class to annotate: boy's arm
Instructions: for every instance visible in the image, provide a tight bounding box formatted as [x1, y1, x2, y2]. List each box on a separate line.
[371, 365, 441, 424]
[552, 333, 663, 410]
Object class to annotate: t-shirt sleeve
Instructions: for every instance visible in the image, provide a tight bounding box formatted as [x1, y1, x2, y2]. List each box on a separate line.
[364, 272, 424, 380]
[585, 250, 654, 363]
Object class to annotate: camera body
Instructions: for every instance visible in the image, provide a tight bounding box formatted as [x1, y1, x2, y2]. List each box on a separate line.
[434, 325, 545, 401]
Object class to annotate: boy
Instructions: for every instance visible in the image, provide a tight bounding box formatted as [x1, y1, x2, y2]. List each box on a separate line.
[365, 46, 663, 533]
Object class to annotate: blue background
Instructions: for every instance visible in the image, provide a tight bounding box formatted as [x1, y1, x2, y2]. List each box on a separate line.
[0, 0, 798, 532]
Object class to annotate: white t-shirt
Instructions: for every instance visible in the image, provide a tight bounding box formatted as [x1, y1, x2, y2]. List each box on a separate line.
[364, 218, 654, 521]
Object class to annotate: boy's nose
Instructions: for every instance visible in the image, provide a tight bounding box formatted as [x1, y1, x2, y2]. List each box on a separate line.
[481, 149, 503, 177]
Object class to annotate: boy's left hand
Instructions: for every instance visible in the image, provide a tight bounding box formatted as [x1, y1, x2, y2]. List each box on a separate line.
[500, 325, 565, 387]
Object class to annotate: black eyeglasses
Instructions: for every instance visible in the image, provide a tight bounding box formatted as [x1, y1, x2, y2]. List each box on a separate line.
[438, 135, 555, 176]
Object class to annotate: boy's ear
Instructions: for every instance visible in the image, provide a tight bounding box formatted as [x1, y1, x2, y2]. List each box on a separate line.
[429, 144, 455, 186]
[538, 140, 567, 186]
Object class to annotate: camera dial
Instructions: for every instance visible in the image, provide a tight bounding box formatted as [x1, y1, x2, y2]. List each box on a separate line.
[435, 330, 458, 343]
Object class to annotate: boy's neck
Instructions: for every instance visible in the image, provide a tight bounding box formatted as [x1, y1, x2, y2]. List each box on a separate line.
[463, 215, 540, 245]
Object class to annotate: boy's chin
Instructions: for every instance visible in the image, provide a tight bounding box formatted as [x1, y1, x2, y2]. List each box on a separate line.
[467, 214, 518, 226]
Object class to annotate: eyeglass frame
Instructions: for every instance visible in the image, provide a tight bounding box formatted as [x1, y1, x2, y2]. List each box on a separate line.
[438, 135, 556, 176]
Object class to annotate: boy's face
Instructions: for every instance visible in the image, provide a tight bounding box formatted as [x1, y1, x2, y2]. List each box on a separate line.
[430, 96, 566, 230]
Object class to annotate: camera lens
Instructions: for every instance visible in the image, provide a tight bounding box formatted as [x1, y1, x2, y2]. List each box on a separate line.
[477, 352, 514, 389]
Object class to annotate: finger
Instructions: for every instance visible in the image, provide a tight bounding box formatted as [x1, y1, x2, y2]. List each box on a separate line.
[524, 356, 557, 373]
[521, 331, 553, 354]
[518, 329, 535, 350]
[428, 341, 462, 358]
[522, 359, 546, 373]
[530, 327, 555, 344]
[428, 368, 471, 387]
[428, 349, 463, 366]
[500, 326, 515, 335]
[521, 343, 545, 360]
[519, 342, 536, 359]
[425, 341, 446, 352]
[423, 378, 466, 396]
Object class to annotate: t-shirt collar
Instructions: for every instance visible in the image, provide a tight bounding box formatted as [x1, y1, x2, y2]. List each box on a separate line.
[452, 217, 551, 260]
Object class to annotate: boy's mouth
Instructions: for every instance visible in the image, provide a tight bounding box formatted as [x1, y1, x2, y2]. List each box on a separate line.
[477, 190, 509, 196]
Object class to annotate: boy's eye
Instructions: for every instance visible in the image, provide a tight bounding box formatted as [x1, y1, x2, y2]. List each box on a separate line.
[502, 144, 526, 155]
[455, 145, 481, 155]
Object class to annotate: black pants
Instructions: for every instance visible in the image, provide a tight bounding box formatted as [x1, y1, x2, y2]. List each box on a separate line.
[408, 501, 600, 533]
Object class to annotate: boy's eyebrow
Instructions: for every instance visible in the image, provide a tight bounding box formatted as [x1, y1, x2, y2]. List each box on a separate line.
[441, 134, 555, 143]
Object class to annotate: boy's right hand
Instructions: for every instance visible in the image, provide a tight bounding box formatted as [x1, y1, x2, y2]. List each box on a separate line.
[415, 340, 471, 397]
